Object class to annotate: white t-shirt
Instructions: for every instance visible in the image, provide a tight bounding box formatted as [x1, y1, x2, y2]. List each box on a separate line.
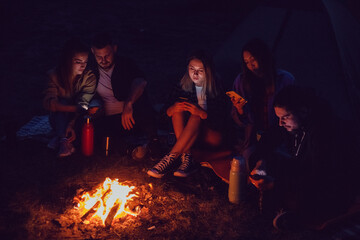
[195, 86, 207, 110]
[96, 65, 124, 115]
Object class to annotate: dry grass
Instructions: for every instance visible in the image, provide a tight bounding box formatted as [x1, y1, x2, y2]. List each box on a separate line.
[0, 140, 333, 240]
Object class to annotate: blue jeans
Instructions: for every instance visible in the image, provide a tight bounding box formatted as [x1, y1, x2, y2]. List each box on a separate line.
[49, 98, 101, 138]
[49, 98, 75, 138]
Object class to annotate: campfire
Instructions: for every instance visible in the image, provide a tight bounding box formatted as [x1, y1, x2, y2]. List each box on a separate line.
[74, 178, 141, 227]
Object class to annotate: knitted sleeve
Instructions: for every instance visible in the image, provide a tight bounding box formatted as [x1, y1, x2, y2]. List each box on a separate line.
[43, 70, 60, 110]
[76, 69, 97, 109]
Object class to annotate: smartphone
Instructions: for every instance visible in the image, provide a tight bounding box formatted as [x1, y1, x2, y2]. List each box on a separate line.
[249, 169, 267, 180]
[249, 174, 263, 181]
[178, 97, 189, 102]
[226, 91, 247, 103]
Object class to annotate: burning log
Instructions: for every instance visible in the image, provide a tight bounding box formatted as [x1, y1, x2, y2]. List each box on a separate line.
[75, 178, 139, 226]
[105, 202, 120, 227]
[81, 201, 100, 222]
[101, 188, 112, 216]
[101, 188, 111, 202]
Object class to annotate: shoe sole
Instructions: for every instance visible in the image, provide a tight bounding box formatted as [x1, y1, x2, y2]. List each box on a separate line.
[58, 147, 75, 157]
[147, 170, 164, 178]
[58, 152, 72, 157]
[173, 171, 188, 177]
[173, 168, 197, 177]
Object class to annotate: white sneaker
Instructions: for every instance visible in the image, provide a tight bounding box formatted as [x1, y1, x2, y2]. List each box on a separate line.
[58, 138, 75, 157]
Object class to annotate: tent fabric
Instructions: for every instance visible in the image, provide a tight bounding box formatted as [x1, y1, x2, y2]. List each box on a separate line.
[323, 0, 360, 121]
[214, 0, 360, 121]
[207, 0, 360, 183]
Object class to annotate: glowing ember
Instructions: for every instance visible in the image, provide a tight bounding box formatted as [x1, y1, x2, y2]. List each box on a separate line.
[74, 178, 139, 226]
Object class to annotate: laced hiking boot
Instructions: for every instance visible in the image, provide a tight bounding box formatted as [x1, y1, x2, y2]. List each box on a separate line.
[147, 153, 178, 178]
[58, 138, 75, 157]
[174, 153, 195, 177]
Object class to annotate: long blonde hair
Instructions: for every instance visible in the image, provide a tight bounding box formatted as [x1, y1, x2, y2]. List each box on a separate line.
[180, 51, 220, 98]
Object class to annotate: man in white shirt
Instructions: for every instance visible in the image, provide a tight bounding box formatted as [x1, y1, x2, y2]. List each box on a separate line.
[90, 33, 159, 156]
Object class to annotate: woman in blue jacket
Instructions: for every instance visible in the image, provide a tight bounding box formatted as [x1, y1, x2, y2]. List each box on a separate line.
[231, 39, 294, 166]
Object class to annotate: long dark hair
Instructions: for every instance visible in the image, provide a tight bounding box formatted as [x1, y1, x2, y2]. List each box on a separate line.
[56, 38, 89, 94]
[241, 39, 276, 97]
[180, 50, 220, 98]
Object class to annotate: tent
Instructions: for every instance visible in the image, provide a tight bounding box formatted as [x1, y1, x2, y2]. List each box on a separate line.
[214, 0, 360, 121]
[203, 0, 360, 183]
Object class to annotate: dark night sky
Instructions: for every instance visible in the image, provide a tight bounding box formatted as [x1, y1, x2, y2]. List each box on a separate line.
[0, 0, 359, 129]
[0, 0, 254, 122]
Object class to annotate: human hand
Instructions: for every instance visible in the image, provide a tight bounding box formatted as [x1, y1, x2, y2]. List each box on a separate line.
[88, 107, 99, 116]
[181, 102, 207, 119]
[226, 91, 247, 115]
[166, 102, 187, 117]
[66, 125, 76, 142]
[122, 102, 135, 130]
[249, 161, 274, 190]
[231, 98, 247, 115]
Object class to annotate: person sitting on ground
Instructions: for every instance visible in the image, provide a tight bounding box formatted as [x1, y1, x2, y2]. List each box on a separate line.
[147, 51, 230, 178]
[43, 38, 96, 157]
[230, 39, 294, 165]
[90, 33, 159, 156]
[248, 85, 356, 230]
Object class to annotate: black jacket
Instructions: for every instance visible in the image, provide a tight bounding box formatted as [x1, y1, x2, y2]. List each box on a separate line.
[91, 56, 145, 101]
[251, 104, 355, 223]
[164, 83, 231, 131]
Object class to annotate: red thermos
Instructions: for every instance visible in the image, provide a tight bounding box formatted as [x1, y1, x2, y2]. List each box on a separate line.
[82, 117, 94, 156]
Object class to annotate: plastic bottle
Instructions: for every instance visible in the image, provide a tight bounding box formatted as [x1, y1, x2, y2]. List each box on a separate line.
[228, 155, 245, 204]
[82, 116, 94, 156]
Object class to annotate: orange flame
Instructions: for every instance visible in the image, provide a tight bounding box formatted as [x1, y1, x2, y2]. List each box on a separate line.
[74, 178, 139, 226]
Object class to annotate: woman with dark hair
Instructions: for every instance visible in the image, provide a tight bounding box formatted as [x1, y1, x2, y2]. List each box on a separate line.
[231, 39, 294, 161]
[147, 51, 229, 178]
[43, 38, 96, 157]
